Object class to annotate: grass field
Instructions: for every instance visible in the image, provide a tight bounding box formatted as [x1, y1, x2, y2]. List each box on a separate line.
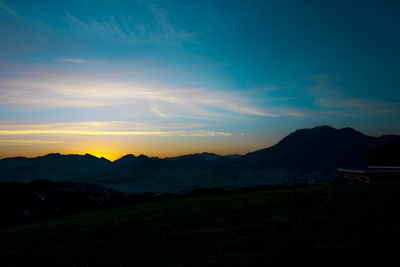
[2, 182, 400, 266]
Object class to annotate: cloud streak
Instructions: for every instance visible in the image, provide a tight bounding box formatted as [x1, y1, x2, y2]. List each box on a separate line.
[58, 58, 87, 64]
[0, 139, 64, 145]
[0, 72, 285, 118]
[305, 74, 399, 115]
[65, 3, 198, 46]
[0, 121, 232, 137]
[0, 2, 21, 18]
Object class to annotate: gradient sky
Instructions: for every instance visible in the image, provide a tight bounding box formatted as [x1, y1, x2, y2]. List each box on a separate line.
[0, 0, 399, 160]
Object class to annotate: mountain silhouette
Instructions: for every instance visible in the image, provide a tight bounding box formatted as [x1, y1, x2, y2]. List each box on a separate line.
[210, 125, 396, 185]
[245, 125, 394, 169]
[0, 125, 397, 192]
[0, 153, 111, 183]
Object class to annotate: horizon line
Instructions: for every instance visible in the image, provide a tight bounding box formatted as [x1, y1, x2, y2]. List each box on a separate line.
[0, 151, 247, 162]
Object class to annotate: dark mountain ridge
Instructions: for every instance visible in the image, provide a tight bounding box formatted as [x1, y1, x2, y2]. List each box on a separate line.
[0, 125, 397, 192]
[245, 125, 395, 169]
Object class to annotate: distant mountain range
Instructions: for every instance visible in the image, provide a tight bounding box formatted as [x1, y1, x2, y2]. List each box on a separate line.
[0, 125, 397, 192]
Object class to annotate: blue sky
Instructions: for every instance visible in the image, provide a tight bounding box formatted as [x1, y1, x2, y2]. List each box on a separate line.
[0, 0, 399, 159]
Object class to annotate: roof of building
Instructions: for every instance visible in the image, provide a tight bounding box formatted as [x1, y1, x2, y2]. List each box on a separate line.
[337, 168, 400, 174]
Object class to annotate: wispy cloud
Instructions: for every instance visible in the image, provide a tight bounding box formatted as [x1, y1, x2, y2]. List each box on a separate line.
[0, 121, 232, 137]
[0, 121, 204, 131]
[65, 3, 199, 46]
[304, 74, 399, 114]
[58, 58, 87, 64]
[338, 98, 381, 109]
[0, 73, 286, 118]
[147, 3, 200, 44]
[0, 2, 21, 18]
[283, 111, 306, 118]
[150, 105, 169, 119]
[0, 139, 64, 145]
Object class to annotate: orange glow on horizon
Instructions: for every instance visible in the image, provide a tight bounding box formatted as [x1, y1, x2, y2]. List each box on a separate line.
[0, 134, 278, 161]
[84, 147, 123, 161]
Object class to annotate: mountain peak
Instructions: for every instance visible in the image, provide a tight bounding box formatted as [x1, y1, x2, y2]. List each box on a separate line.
[44, 153, 61, 157]
[293, 125, 364, 138]
[312, 125, 335, 130]
[292, 125, 336, 136]
[249, 125, 373, 157]
[118, 154, 136, 159]
[113, 154, 150, 165]
[114, 154, 136, 163]
[338, 127, 362, 134]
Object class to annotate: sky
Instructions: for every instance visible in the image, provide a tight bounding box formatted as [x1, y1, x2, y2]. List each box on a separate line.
[0, 0, 399, 160]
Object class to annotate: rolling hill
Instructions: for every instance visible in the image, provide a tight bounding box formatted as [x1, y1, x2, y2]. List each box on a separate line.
[2, 182, 400, 266]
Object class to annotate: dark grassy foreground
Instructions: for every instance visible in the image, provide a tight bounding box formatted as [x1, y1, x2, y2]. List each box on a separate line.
[2, 182, 400, 266]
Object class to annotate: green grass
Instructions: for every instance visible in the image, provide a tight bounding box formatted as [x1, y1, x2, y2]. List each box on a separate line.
[2, 182, 400, 266]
